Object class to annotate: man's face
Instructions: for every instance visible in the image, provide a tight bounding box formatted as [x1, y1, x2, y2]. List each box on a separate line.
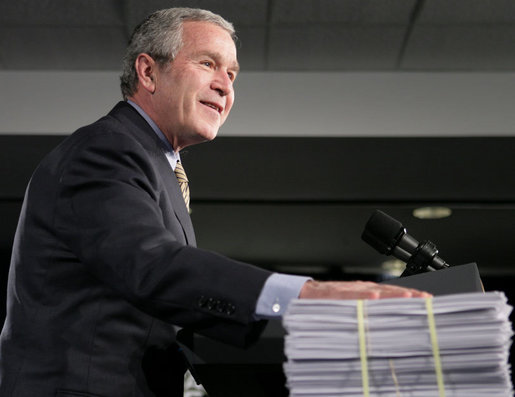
[151, 21, 239, 151]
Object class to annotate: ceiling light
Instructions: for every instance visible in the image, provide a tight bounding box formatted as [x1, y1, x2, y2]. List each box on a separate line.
[412, 206, 452, 220]
[381, 259, 406, 277]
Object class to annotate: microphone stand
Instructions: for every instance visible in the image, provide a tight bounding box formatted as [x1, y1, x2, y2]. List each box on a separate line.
[401, 240, 449, 277]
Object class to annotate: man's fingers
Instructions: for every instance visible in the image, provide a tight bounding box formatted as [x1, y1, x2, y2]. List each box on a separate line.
[299, 280, 431, 300]
[375, 283, 432, 298]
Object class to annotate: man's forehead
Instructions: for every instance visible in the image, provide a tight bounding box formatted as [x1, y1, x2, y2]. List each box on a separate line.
[181, 21, 239, 68]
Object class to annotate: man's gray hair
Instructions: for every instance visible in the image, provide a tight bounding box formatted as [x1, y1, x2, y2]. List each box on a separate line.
[120, 8, 236, 100]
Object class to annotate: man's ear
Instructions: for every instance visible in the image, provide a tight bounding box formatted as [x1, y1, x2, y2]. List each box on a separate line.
[134, 53, 157, 94]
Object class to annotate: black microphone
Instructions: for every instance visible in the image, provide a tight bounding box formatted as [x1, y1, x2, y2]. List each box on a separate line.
[361, 210, 449, 276]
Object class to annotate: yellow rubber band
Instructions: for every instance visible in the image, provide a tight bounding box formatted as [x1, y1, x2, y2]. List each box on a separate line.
[426, 297, 446, 397]
[388, 359, 401, 397]
[357, 300, 369, 397]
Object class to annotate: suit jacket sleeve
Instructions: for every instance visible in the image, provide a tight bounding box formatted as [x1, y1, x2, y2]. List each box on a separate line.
[50, 121, 272, 346]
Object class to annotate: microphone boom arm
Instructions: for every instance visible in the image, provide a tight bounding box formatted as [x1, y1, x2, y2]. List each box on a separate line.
[401, 240, 449, 277]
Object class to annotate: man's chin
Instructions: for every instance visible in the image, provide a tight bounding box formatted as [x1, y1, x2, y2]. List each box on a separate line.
[180, 129, 218, 149]
[198, 126, 220, 142]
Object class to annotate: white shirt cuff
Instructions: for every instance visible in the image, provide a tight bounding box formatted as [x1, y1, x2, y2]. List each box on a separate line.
[254, 273, 312, 319]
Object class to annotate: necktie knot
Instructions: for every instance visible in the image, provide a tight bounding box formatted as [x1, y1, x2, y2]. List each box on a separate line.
[174, 161, 190, 212]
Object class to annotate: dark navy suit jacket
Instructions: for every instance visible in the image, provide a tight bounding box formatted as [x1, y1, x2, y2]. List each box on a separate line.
[0, 102, 271, 397]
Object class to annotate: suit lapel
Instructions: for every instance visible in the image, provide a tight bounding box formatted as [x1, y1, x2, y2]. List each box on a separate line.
[109, 102, 197, 247]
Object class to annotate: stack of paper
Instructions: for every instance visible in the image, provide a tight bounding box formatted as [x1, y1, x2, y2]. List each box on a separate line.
[283, 292, 513, 397]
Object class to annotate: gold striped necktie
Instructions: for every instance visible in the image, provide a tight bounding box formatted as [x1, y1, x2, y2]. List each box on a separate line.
[174, 161, 190, 212]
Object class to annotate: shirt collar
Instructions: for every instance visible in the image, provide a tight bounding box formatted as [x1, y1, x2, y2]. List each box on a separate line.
[127, 100, 181, 167]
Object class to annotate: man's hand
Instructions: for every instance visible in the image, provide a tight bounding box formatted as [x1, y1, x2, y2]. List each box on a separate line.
[299, 280, 431, 300]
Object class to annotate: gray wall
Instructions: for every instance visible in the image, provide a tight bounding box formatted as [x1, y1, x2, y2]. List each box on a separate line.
[2, 71, 515, 136]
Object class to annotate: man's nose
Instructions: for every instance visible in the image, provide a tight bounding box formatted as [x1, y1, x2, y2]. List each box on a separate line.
[211, 70, 233, 96]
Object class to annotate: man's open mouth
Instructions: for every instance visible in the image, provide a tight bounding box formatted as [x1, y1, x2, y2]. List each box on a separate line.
[200, 101, 222, 114]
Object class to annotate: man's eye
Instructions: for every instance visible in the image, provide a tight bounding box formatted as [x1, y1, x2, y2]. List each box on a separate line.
[202, 61, 212, 67]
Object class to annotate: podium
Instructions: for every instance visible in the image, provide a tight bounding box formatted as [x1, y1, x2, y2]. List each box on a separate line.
[178, 263, 484, 397]
[382, 262, 483, 295]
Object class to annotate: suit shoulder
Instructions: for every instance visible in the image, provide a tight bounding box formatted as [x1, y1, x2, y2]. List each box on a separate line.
[36, 117, 158, 183]
[60, 105, 155, 156]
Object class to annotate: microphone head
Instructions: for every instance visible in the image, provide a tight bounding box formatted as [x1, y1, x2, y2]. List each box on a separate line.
[361, 210, 405, 255]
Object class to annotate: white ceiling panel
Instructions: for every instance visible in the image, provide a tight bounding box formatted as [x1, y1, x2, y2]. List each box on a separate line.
[268, 26, 405, 70]
[403, 26, 515, 70]
[270, 0, 415, 24]
[0, 27, 126, 70]
[418, 0, 515, 23]
[0, 0, 123, 25]
[0, 0, 514, 71]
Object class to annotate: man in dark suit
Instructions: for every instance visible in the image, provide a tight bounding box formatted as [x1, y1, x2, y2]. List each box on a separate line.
[0, 8, 428, 397]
